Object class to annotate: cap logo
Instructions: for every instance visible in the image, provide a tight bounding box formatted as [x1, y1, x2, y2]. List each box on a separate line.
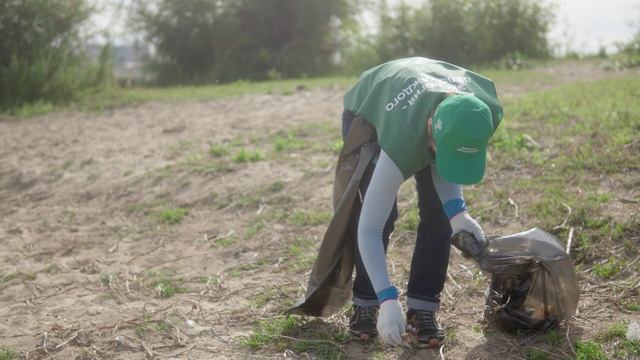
[457, 146, 479, 153]
[435, 118, 443, 132]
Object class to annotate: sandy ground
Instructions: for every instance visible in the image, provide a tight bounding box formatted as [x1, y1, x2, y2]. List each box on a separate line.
[0, 61, 638, 359]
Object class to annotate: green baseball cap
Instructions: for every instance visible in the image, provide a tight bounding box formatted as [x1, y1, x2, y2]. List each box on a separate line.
[433, 94, 493, 185]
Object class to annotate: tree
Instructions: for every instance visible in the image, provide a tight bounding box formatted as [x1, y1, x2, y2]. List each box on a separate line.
[132, 0, 356, 84]
[0, 0, 108, 109]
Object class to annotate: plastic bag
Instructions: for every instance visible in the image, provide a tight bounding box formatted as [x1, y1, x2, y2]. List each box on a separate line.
[453, 228, 579, 332]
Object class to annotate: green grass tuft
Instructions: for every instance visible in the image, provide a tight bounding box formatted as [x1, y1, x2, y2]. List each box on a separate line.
[157, 207, 188, 224]
[593, 257, 623, 279]
[233, 149, 264, 163]
[0, 347, 17, 360]
[575, 341, 607, 360]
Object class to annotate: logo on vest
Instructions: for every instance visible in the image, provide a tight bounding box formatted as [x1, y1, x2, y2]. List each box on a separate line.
[457, 146, 479, 153]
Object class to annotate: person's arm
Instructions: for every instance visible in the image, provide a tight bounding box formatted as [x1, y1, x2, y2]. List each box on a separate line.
[357, 150, 406, 346]
[358, 150, 403, 295]
[431, 165, 486, 245]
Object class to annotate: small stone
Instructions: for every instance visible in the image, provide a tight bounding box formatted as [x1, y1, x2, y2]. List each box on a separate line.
[627, 321, 640, 340]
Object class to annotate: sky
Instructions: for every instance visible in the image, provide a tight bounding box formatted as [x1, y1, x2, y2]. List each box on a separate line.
[92, 0, 639, 54]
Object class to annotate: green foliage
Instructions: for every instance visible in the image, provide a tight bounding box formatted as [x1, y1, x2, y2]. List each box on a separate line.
[0, 0, 112, 110]
[373, 0, 553, 67]
[575, 341, 607, 360]
[157, 207, 189, 224]
[152, 275, 184, 298]
[592, 257, 623, 279]
[0, 347, 17, 360]
[289, 211, 332, 227]
[525, 348, 548, 360]
[132, 0, 356, 84]
[243, 316, 347, 359]
[233, 149, 264, 163]
[541, 329, 563, 346]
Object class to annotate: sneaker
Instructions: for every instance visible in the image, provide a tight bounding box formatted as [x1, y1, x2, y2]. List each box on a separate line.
[349, 305, 379, 341]
[406, 308, 446, 348]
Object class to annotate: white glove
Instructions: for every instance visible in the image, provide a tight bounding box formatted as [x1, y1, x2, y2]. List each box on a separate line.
[450, 211, 486, 246]
[377, 299, 405, 346]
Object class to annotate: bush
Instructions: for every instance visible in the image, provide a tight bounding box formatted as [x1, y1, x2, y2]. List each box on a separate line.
[131, 0, 357, 84]
[373, 0, 554, 67]
[0, 0, 111, 110]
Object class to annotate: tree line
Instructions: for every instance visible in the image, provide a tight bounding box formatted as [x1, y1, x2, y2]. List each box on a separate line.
[1, 0, 638, 109]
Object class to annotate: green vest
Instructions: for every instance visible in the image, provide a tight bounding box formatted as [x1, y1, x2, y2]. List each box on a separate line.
[343, 57, 503, 179]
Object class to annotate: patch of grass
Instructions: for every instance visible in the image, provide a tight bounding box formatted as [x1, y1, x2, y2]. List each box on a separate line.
[8, 101, 54, 117]
[541, 329, 563, 346]
[598, 321, 627, 341]
[209, 144, 230, 157]
[250, 288, 277, 309]
[0, 347, 17, 360]
[62, 159, 73, 169]
[246, 217, 265, 238]
[0, 271, 37, 283]
[397, 207, 419, 232]
[233, 148, 264, 163]
[242, 316, 347, 359]
[157, 207, 189, 224]
[289, 210, 331, 227]
[211, 236, 237, 248]
[525, 348, 549, 360]
[153, 276, 184, 298]
[575, 340, 607, 360]
[274, 133, 307, 152]
[593, 257, 623, 279]
[624, 302, 640, 312]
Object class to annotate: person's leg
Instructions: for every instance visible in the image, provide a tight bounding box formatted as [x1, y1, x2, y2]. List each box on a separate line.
[406, 165, 452, 309]
[405, 165, 451, 347]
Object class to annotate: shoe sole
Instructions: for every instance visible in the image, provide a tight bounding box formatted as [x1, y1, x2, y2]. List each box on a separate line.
[407, 327, 444, 349]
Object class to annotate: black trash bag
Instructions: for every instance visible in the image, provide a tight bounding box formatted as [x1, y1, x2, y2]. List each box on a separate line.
[452, 228, 579, 332]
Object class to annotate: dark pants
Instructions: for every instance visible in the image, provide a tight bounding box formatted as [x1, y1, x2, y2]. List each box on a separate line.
[342, 110, 452, 309]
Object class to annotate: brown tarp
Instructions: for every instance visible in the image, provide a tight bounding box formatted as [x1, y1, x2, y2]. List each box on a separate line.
[286, 117, 378, 317]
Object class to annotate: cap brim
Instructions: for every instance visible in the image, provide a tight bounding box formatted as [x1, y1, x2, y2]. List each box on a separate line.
[436, 148, 486, 185]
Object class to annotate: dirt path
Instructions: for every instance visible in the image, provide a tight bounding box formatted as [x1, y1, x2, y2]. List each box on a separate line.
[0, 61, 636, 359]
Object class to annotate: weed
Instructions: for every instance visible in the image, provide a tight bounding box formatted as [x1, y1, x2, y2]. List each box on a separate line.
[289, 210, 331, 227]
[267, 180, 286, 193]
[625, 302, 640, 312]
[274, 133, 306, 152]
[593, 257, 623, 279]
[157, 207, 188, 224]
[209, 144, 230, 157]
[397, 207, 419, 232]
[0, 347, 17, 360]
[598, 321, 627, 341]
[575, 341, 606, 360]
[541, 329, 563, 346]
[246, 217, 264, 238]
[243, 316, 347, 359]
[525, 348, 549, 360]
[0, 271, 37, 283]
[212, 236, 237, 248]
[62, 159, 73, 169]
[250, 288, 277, 309]
[153, 276, 184, 298]
[234, 149, 263, 163]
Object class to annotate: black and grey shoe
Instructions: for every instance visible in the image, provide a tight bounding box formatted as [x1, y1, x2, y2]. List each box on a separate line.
[406, 308, 446, 348]
[349, 305, 379, 341]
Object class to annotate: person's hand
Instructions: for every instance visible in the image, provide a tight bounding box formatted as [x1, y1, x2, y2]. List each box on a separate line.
[450, 212, 486, 247]
[377, 299, 405, 346]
